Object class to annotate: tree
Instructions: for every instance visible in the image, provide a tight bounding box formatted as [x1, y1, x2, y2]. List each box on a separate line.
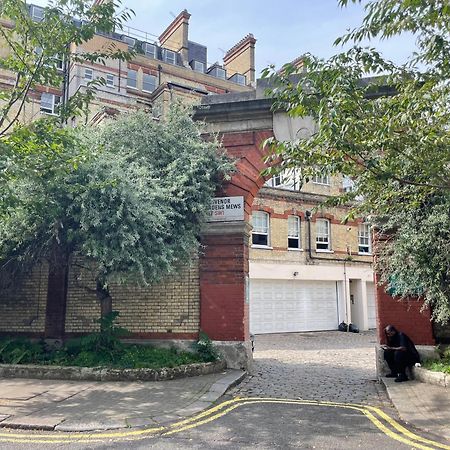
[0, 107, 233, 332]
[262, 0, 450, 322]
[0, 0, 133, 135]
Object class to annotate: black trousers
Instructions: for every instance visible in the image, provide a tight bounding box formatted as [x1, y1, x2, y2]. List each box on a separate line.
[384, 350, 415, 375]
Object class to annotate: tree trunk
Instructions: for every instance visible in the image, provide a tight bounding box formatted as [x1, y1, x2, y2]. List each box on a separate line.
[44, 242, 69, 339]
[96, 279, 112, 330]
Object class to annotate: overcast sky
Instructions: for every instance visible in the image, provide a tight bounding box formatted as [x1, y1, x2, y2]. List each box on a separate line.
[31, 0, 416, 77]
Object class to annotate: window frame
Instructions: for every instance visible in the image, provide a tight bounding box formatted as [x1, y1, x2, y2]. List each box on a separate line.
[106, 73, 115, 88]
[312, 174, 331, 186]
[122, 36, 136, 49]
[143, 43, 156, 58]
[358, 223, 372, 254]
[40, 93, 60, 116]
[192, 60, 205, 73]
[251, 211, 270, 248]
[30, 5, 44, 22]
[84, 68, 94, 81]
[316, 218, 331, 252]
[127, 69, 138, 89]
[142, 73, 157, 93]
[163, 49, 176, 65]
[287, 215, 301, 250]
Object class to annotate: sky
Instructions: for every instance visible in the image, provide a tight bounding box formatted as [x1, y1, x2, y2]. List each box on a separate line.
[31, 0, 417, 77]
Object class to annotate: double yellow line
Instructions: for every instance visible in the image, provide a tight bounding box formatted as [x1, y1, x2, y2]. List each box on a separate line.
[0, 397, 448, 449]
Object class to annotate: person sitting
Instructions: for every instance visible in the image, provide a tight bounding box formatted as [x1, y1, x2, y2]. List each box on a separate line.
[382, 325, 420, 383]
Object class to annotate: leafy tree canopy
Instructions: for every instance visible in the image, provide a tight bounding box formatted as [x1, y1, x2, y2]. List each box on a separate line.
[262, 0, 450, 322]
[0, 107, 233, 301]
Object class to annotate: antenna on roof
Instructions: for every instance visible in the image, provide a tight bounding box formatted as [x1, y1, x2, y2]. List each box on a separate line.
[218, 48, 226, 56]
[169, 11, 176, 18]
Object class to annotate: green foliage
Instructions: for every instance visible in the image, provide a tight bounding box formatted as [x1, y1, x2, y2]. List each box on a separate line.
[0, 314, 211, 369]
[0, 0, 134, 133]
[195, 331, 219, 362]
[263, 0, 450, 323]
[0, 107, 232, 296]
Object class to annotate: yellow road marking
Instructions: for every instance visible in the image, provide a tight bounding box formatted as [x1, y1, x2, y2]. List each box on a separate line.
[0, 396, 447, 450]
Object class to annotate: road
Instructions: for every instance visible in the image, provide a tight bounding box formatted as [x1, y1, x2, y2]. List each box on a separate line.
[0, 331, 448, 449]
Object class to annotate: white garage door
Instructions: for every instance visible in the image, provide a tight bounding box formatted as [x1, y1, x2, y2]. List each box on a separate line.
[250, 279, 339, 334]
[367, 282, 377, 329]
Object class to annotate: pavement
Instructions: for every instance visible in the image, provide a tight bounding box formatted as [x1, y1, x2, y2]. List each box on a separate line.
[0, 330, 447, 444]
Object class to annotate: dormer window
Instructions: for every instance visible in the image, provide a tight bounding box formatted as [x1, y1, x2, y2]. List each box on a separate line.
[163, 49, 176, 65]
[190, 60, 205, 73]
[122, 36, 136, 49]
[143, 43, 156, 59]
[207, 66, 226, 80]
[30, 5, 44, 22]
[229, 73, 246, 85]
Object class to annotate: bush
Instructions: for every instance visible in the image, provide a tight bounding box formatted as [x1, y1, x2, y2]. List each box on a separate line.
[0, 313, 217, 369]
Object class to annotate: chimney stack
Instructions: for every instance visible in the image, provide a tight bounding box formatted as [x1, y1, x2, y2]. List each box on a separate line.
[223, 34, 256, 84]
[159, 10, 191, 64]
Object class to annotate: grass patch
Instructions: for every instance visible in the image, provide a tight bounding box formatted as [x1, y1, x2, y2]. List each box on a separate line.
[422, 360, 450, 374]
[0, 312, 218, 369]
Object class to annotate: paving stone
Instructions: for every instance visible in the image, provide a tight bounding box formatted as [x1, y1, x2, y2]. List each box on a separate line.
[1, 415, 65, 430]
[230, 331, 387, 407]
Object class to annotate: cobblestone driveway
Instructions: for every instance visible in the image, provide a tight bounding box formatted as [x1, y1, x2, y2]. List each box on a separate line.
[230, 330, 389, 406]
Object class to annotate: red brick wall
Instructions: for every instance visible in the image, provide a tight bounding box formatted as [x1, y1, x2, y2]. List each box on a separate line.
[199, 130, 272, 342]
[200, 233, 249, 341]
[375, 274, 435, 345]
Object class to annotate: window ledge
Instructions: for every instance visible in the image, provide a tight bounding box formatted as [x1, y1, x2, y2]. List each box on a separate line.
[251, 245, 273, 250]
[316, 249, 334, 253]
[358, 252, 373, 256]
[288, 248, 304, 252]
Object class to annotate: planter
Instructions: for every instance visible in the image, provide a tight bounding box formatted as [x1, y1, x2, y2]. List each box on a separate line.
[0, 359, 226, 382]
[413, 366, 449, 388]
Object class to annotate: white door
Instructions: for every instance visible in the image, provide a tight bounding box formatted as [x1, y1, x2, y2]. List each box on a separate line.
[367, 282, 377, 329]
[250, 279, 339, 334]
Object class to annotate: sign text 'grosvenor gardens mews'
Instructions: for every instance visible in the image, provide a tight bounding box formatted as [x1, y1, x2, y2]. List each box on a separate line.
[207, 196, 244, 222]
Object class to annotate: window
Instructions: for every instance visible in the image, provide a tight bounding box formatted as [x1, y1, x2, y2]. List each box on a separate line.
[35, 47, 63, 71]
[122, 36, 136, 49]
[106, 73, 114, 88]
[288, 216, 301, 249]
[127, 69, 137, 89]
[191, 60, 205, 73]
[316, 219, 331, 251]
[143, 43, 156, 58]
[265, 168, 302, 191]
[30, 5, 44, 22]
[230, 73, 246, 85]
[342, 176, 355, 193]
[252, 211, 270, 247]
[40, 93, 60, 115]
[207, 66, 226, 80]
[84, 68, 93, 81]
[163, 49, 176, 65]
[358, 223, 372, 254]
[312, 174, 330, 185]
[143, 73, 157, 92]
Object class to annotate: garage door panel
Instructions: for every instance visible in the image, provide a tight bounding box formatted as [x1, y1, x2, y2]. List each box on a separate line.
[250, 280, 338, 334]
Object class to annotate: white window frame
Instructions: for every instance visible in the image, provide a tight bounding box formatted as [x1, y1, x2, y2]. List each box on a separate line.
[312, 174, 330, 186]
[192, 60, 205, 73]
[31, 5, 44, 22]
[40, 93, 60, 115]
[84, 68, 93, 81]
[106, 73, 115, 88]
[232, 73, 246, 85]
[143, 43, 156, 58]
[251, 211, 270, 248]
[142, 73, 157, 93]
[122, 36, 136, 49]
[288, 216, 301, 250]
[358, 223, 372, 254]
[127, 69, 137, 89]
[214, 67, 226, 79]
[163, 49, 176, 65]
[342, 176, 355, 193]
[316, 218, 331, 252]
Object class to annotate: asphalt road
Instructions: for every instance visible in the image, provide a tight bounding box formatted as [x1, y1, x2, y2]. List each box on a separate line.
[0, 399, 447, 449]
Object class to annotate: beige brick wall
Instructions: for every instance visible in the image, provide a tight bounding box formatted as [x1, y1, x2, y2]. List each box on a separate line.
[250, 189, 372, 265]
[0, 263, 48, 333]
[65, 256, 200, 334]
